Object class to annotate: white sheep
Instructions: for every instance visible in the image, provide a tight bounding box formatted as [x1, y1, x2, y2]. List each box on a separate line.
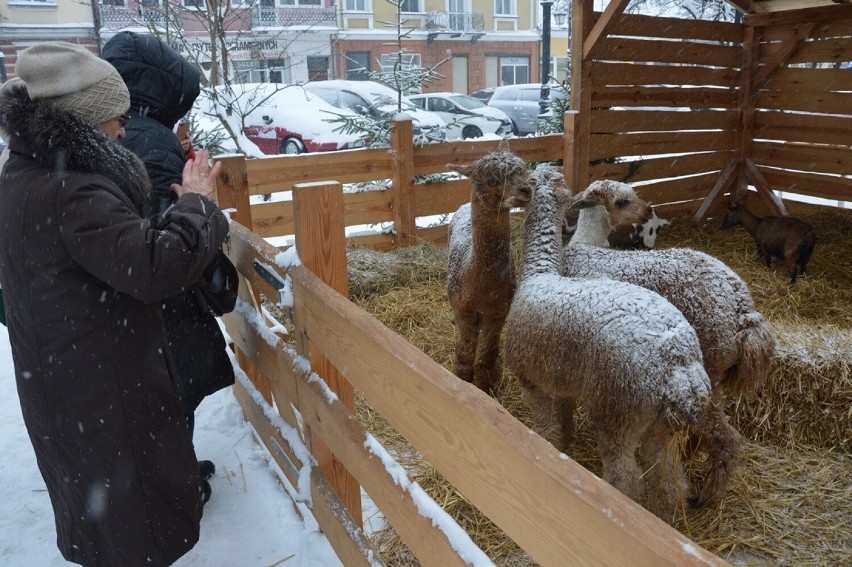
[504, 167, 711, 523]
[446, 142, 531, 392]
[564, 178, 776, 507]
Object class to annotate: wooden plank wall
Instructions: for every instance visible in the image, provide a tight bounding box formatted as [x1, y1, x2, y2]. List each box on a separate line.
[749, 13, 852, 204]
[586, 14, 744, 217]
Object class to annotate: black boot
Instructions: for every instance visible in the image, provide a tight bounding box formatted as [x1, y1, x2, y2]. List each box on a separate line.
[198, 460, 215, 504]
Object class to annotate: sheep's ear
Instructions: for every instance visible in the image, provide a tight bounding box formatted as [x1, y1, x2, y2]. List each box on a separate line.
[571, 193, 598, 210]
[451, 163, 474, 177]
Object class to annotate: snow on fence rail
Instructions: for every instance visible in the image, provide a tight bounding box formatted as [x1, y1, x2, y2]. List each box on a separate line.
[218, 194, 727, 565]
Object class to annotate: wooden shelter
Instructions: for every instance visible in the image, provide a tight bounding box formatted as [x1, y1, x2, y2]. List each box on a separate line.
[565, 0, 850, 220]
[211, 2, 849, 564]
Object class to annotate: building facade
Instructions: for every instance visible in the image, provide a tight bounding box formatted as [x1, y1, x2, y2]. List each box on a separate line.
[1, 0, 546, 94]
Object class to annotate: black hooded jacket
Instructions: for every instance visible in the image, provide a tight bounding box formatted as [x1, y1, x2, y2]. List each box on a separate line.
[104, 32, 235, 419]
[103, 31, 200, 216]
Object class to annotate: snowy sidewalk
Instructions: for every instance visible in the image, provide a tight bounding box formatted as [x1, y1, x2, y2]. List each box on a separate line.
[0, 325, 342, 566]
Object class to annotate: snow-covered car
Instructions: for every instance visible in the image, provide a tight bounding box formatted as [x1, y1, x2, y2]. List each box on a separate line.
[303, 80, 446, 144]
[487, 83, 568, 136]
[407, 92, 512, 139]
[193, 83, 365, 155]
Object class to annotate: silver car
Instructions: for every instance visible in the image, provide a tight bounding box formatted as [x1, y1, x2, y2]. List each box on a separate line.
[407, 92, 513, 140]
[487, 83, 568, 135]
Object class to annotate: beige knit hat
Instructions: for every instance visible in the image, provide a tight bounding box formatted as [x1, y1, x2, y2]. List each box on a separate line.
[16, 42, 130, 126]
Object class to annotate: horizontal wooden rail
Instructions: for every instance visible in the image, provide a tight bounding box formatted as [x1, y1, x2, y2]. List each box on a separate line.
[292, 256, 727, 567]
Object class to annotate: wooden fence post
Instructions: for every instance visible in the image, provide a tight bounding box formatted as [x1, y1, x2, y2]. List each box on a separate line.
[215, 155, 273, 402]
[215, 155, 253, 229]
[563, 110, 579, 187]
[292, 181, 362, 525]
[391, 116, 416, 249]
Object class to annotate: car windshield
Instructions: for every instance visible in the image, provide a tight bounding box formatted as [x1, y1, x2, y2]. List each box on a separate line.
[450, 95, 486, 110]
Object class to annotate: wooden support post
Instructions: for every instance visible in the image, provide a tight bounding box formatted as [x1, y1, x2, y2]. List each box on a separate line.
[215, 155, 253, 229]
[744, 158, 789, 216]
[693, 159, 740, 222]
[292, 181, 362, 525]
[215, 155, 272, 401]
[734, 25, 760, 201]
[570, 0, 594, 193]
[563, 111, 579, 190]
[391, 116, 416, 249]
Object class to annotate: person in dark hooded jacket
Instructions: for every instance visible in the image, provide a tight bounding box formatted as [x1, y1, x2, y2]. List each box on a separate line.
[103, 32, 236, 500]
[0, 42, 226, 567]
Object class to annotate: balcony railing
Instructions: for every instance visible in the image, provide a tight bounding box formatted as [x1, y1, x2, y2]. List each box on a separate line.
[252, 6, 337, 27]
[425, 11, 485, 33]
[99, 5, 170, 31]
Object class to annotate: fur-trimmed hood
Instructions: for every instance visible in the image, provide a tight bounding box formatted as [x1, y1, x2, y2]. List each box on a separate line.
[0, 80, 151, 211]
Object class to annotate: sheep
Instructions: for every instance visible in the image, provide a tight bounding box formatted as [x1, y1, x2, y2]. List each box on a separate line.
[504, 167, 711, 523]
[722, 198, 816, 286]
[446, 141, 531, 393]
[563, 178, 776, 507]
[564, 196, 669, 249]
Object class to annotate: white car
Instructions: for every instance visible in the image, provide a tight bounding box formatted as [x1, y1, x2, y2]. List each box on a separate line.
[407, 92, 513, 140]
[304, 80, 446, 144]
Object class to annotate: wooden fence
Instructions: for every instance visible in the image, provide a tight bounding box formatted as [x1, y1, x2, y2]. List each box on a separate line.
[217, 181, 727, 565]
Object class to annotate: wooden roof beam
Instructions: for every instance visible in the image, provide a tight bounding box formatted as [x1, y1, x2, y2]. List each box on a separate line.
[582, 0, 629, 62]
[746, 2, 852, 25]
[722, 0, 766, 14]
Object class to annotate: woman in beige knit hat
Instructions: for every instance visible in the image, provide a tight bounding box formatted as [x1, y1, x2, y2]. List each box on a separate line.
[0, 42, 226, 567]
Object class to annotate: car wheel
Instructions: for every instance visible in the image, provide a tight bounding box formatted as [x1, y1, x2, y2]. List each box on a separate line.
[511, 121, 520, 136]
[462, 126, 483, 140]
[280, 138, 305, 155]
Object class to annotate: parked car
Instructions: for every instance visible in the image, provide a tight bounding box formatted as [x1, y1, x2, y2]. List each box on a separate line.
[193, 83, 365, 155]
[487, 83, 569, 135]
[304, 80, 446, 144]
[407, 92, 513, 140]
[470, 87, 496, 105]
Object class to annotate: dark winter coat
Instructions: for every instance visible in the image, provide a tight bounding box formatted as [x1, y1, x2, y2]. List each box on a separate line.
[0, 81, 227, 566]
[103, 31, 235, 418]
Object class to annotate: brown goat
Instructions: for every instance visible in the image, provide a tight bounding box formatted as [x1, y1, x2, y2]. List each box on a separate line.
[446, 142, 531, 393]
[722, 200, 816, 286]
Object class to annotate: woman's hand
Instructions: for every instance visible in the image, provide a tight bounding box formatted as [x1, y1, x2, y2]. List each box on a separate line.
[170, 149, 222, 199]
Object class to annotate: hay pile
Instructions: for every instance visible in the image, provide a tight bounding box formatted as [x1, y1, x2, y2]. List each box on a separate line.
[345, 205, 851, 566]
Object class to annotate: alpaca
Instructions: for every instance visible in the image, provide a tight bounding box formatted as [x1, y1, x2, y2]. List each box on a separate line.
[564, 178, 776, 507]
[504, 167, 711, 523]
[446, 142, 531, 392]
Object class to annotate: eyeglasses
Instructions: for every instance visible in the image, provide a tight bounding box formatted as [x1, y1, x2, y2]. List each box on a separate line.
[117, 114, 131, 128]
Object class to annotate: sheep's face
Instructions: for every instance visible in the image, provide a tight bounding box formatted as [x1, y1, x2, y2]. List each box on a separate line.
[571, 180, 655, 232]
[721, 203, 744, 228]
[530, 166, 572, 211]
[453, 146, 531, 210]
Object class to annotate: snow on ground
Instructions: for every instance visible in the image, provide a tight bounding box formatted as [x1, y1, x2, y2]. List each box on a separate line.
[0, 323, 343, 567]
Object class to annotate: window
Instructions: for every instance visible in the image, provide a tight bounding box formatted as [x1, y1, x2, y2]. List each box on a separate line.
[101, 0, 126, 6]
[380, 53, 421, 75]
[233, 59, 290, 84]
[345, 0, 368, 11]
[281, 0, 321, 5]
[345, 52, 371, 80]
[182, 0, 206, 9]
[307, 56, 328, 82]
[428, 98, 454, 112]
[399, 0, 420, 12]
[495, 0, 514, 16]
[500, 56, 529, 85]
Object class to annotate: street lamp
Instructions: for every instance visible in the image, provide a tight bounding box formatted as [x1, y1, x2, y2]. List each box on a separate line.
[552, 4, 571, 84]
[539, 0, 553, 116]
